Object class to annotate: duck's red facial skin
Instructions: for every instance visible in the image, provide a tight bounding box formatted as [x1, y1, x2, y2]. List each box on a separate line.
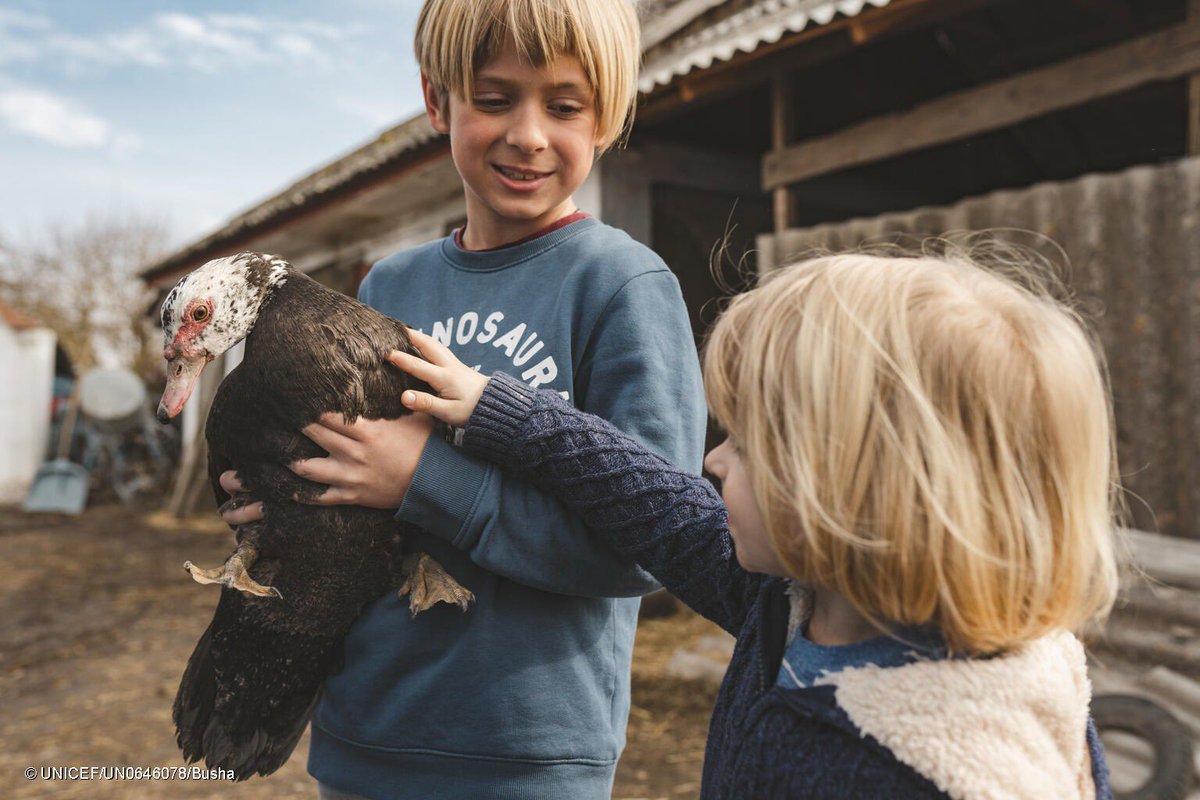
[166, 298, 215, 359]
[157, 298, 216, 423]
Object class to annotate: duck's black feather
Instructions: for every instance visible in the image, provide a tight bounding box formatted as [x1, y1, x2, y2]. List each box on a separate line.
[172, 261, 433, 779]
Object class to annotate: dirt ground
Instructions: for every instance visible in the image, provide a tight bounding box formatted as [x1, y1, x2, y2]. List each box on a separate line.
[0, 504, 722, 800]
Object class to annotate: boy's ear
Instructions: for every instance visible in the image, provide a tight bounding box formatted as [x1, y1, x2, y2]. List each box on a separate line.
[421, 73, 451, 134]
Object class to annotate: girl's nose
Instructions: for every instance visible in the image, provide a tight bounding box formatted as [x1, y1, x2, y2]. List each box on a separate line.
[506, 105, 548, 153]
[704, 442, 727, 478]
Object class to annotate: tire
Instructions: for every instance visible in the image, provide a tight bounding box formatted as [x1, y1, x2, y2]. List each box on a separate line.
[1093, 693, 1195, 800]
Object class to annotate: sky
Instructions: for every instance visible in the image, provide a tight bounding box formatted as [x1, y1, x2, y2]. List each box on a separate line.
[0, 1, 427, 250]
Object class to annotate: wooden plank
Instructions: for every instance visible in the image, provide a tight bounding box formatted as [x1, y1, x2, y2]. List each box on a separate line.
[1124, 527, 1200, 590]
[763, 21, 1200, 190]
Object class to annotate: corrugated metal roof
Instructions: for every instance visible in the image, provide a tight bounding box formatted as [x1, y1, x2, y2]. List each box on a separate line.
[639, 0, 729, 50]
[221, 115, 439, 235]
[639, 0, 893, 91]
[140, 115, 442, 281]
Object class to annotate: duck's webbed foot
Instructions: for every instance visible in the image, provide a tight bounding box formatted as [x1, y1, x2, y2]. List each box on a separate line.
[184, 523, 282, 599]
[398, 553, 473, 617]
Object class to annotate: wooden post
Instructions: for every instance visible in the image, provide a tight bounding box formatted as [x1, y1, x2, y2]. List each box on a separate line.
[771, 71, 795, 232]
[1190, 0, 1200, 155]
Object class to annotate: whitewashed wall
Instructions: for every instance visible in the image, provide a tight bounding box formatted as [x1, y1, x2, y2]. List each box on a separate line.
[0, 325, 56, 504]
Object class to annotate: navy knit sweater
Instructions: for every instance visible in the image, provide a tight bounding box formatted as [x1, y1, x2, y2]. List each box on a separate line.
[463, 372, 1113, 800]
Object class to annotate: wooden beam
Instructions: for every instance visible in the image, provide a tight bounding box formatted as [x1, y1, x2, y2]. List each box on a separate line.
[639, 0, 1002, 125]
[764, 20, 1200, 190]
[1064, 0, 1133, 24]
[771, 71, 795, 231]
[848, 0, 944, 45]
[1189, 0, 1200, 156]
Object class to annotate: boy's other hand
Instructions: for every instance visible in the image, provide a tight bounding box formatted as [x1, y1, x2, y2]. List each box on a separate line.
[291, 412, 434, 509]
[218, 470, 265, 525]
[391, 329, 488, 427]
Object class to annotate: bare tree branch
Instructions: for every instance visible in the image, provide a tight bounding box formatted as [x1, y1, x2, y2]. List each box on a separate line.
[0, 213, 170, 379]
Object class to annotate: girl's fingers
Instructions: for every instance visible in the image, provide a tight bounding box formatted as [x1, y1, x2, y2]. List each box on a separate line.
[407, 329, 459, 366]
[387, 350, 440, 384]
[401, 390, 458, 424]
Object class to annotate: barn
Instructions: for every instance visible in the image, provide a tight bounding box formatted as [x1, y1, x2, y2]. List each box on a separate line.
[142, 0, 1200, 541]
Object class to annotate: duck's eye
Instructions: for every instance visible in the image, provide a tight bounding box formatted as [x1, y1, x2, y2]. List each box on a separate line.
[192, 306, 208, 322]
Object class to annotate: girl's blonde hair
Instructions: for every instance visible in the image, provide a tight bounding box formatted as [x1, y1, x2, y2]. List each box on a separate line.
[415, 0, 640, 152]
[704, 248, 1120, 655]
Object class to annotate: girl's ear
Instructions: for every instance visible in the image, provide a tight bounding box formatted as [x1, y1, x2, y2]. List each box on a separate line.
[421, 73, 451, 134]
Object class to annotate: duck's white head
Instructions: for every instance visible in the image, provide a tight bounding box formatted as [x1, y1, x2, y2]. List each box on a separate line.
[157, 252, 290, 423]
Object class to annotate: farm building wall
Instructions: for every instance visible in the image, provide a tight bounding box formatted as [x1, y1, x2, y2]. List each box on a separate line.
[760, 156, 1200, 540]
[0, 326, 57, 504]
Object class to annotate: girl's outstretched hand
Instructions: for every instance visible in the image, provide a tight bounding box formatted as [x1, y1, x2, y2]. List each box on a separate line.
[389, 329, 489, 427]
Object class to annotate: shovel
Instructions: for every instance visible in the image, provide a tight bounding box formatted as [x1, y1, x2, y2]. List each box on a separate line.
[23, 385, 89, 515]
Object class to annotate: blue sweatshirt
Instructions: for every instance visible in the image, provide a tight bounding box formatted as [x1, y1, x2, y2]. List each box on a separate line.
[307, 216, 707, 799]
[459, 372, 1113, 800]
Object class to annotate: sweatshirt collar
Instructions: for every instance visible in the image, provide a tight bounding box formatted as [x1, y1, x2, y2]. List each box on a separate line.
[439, 215, 599, 273]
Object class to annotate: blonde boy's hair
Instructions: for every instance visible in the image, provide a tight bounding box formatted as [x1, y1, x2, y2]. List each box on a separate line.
[704, 248, 1120, 655]
[415, 0, 640, 152]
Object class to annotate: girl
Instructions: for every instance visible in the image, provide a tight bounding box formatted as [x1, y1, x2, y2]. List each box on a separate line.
[387, 250, 1118, 799]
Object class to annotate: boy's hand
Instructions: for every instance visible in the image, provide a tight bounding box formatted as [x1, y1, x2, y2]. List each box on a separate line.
[391, 329, 488, 427]
[219, 471, 265, 525]
[215, 409, 434, 515]
[214, 329, 475, 516]
[290, 411, 434, 509]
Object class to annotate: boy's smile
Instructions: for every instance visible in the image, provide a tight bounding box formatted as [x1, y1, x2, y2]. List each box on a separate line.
[422, 39, 599, 250]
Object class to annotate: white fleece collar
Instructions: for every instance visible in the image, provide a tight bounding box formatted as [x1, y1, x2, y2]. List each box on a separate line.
[815, 628, 1096, 800]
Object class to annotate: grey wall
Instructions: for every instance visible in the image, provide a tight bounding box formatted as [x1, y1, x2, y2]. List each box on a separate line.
[761, 157, 1200, 540]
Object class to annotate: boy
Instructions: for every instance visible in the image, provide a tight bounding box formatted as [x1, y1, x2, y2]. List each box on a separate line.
[222, 1, 706, 798]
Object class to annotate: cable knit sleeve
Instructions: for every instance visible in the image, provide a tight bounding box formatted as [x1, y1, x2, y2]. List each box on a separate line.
[464, 371, 764, 635]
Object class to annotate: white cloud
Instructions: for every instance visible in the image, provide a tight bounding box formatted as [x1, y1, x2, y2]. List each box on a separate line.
[0, 11, 365, 73]
[209, 14, 267, 33]
[156, 12, 207, 42]
[0, 81, 142, 155]
[105, 30, 169, 68]
[0, 87, 109, 148]
[0, 7, 52, 31]
[274, 33, 319, 60]
[293, 19, 365, 41]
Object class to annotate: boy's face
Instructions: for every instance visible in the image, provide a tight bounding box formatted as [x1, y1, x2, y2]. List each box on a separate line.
[422, 40, 599, 248]
[705, 438, 788, 577]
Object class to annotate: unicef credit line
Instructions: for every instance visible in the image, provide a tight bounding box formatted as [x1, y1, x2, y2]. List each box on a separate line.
[27, 766, 235, 781]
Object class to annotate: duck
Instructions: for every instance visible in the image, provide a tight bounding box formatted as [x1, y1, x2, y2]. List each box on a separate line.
[157, 252, 473, 780]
